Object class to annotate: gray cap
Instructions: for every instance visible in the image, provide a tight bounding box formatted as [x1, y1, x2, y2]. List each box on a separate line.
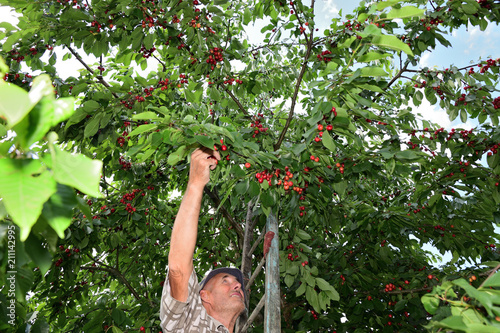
[199, 267, 247, 301]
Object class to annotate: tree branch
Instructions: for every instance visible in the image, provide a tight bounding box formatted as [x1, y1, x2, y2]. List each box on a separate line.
[204, 187, 245, 246]
[80, 262, 155, 307]
[220, 83, 248, 116]
[274, 0, 315, 151]
[64, 44, 120, 99]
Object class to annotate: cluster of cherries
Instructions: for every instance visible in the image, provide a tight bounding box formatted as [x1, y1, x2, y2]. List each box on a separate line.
[117, 130, 129, 147]
[316, 50, 332, 63]
[90, 20, 102, 33]
[418, 16, 444, 31]
[141, 16, 156, 29]
[118, 155, 132, 170]
[478, 0, 493, 9]
[119, 189, 145, 214]
[9, 49, 25, 63]
[310, 310, 319, 320]
[493, 96, 500, 110]
[249, 113, 269, 138]
[140, 45, 156, 59]
[206, 47, 224, 70]
[54, 246, 80, 267]
[342, 19, 362, 32]
[56, 0, 83, 7]
[255, 169, 275, 186]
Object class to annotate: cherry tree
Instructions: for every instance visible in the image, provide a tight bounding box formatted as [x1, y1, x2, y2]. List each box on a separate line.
[1, 0, 500, 332]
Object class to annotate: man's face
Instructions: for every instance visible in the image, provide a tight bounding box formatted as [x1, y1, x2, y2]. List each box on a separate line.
[201, 273, 245, 314]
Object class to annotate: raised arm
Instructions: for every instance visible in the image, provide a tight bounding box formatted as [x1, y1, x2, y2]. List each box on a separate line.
[168, 148, 220, 302]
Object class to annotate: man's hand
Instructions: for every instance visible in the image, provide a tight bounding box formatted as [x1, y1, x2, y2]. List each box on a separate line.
[188, 147, 221, 188]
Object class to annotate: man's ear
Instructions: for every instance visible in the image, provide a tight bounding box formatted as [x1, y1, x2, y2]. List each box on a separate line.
[200, 289, 210, 303]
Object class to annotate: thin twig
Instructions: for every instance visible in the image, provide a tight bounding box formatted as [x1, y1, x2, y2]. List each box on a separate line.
[478, 263, 500, 289]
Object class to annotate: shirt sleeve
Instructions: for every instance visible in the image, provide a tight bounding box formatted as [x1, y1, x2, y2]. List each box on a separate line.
[159, 268, 203, 332]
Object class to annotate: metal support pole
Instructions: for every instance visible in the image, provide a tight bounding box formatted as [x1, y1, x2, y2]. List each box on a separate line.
[264, 211, 280, 332]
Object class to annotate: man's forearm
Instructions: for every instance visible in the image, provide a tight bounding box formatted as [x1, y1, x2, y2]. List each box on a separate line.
[168, 182, 205, 271]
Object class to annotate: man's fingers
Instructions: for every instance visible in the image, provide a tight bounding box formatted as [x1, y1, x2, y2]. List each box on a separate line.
[193, 147, 220, 161]
[209, 158, 218, 170]
[212, 149, 221, 161]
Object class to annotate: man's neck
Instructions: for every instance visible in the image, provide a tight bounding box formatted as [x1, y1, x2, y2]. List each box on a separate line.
[206, 308, 239, 333]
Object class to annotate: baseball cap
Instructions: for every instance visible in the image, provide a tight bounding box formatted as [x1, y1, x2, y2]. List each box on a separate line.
[199, 267, 247, 301]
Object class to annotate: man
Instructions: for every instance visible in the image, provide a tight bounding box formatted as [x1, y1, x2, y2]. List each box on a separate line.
[160, 148, 246, 333]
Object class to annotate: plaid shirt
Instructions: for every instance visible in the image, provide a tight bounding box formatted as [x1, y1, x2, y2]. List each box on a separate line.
[160, 268, 230, 333]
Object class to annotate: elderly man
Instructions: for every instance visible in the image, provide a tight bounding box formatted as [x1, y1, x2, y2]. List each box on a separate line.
[160, 148, 246, 333]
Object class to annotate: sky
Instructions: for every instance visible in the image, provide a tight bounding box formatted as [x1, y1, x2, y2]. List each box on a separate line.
[2, 1, 499, 265]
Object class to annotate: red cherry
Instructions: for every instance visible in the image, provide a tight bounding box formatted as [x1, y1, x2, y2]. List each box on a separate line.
[245, 162, 251, 168]
[221, 145, 227, 151]
[140, 326, 145, 332]
[317, 124, 324, 131]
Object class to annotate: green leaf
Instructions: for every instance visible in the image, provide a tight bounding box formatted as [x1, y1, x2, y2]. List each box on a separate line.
[487, 152, 499, 169]
[322, 130, 337, 152]
[481, 272, 500, 288]
[357, 52, 390, 62]
[359, 66, 388, 77]
[243, 7, 251, 25]
[421, 294, 440, 314]
[42, 184, 78, 238]
[132, 111, 162, 120]
[112, 308, 127, 325]
[111, 327, 124, 333]
[52, 146, 103, 198]
[0, 82, 32, 128]
[315, 277, 333, 291]
[195, 135, 215, 149]
[167, 145, 188, 166]
[462, 3, 478, 14]
[376, 0, 403, 11]
[0, 159, 57, 241]
[386, 6, 425, 19]
[372, 35, 414, 56]
[29, 74, 55, 103]
[296, 281, 306, 296]
[17, 96, 74, 149]
[435, 316, 466, 330]
[261, 190, 275, 207]
[129, 123, 157, 137]
[453, 279, 493, 316]
[296, 229, 311, 240]
[465, 324, 500, 333]
[395, 299, 407, 312]
[285, 274, 294, 288]
[395, 150, 421, 161]
[306, 286, 321, 312]
[291, 143, 306, 155]
[25, 233, 53, 275]
[84, 114, 102, 138]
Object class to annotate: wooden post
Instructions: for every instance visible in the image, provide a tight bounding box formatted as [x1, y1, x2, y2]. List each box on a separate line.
[264, 211, 280, 332]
